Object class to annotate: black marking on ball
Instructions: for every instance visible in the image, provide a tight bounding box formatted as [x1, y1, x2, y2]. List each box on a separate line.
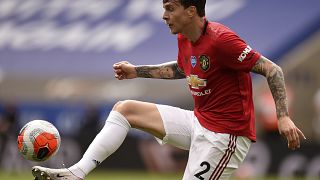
[37, 147, 49, 160]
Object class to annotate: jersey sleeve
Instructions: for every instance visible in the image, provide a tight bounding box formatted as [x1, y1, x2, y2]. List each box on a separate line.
[215, 31, 261, 72]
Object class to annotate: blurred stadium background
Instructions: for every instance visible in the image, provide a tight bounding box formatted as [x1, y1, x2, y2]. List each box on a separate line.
[0, 0, 320, 179]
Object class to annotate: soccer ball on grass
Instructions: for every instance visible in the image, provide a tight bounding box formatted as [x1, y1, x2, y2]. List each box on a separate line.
[17, 120, 61, 162]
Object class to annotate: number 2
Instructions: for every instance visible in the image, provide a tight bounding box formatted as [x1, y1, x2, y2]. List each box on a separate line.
[194, 161, 211, 180]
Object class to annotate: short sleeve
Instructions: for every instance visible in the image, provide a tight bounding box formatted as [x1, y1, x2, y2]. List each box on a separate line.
[215, 31, 261, 72]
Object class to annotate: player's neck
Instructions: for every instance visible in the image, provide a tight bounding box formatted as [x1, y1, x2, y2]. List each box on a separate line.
[182, 17, 206, 43]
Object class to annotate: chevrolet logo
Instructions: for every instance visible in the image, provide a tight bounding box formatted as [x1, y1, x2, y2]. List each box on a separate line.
[187, 75, 207, 89]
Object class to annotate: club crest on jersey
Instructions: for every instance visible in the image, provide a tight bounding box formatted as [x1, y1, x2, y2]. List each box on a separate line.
[190, 56, 197, 68]
[199, 55, 210, 72]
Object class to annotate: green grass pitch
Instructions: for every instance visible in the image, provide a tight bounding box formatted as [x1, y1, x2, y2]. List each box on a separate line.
[0, 170, 182, 180]
[0, 170, 311, 180]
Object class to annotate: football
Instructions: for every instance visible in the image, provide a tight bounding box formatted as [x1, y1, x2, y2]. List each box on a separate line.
[17, 120, 61, 162]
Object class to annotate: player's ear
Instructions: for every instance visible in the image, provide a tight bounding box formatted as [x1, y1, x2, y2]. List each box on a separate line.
[186, 6, 196, 17]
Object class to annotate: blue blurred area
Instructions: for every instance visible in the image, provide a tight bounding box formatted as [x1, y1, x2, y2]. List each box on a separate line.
[15, 102, 112, 135]
[0, 0, 319, 77]
[221, 1, 320, 60]
[0, 102, 112, 136]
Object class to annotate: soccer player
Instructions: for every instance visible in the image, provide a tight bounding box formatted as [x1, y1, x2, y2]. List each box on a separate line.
[32, 0, 306, 179]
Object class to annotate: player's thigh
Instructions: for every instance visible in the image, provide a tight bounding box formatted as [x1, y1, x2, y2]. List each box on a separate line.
[113, 100, 165, 139]
[156, 104, 194, 150]
[183, 132, 251, 180]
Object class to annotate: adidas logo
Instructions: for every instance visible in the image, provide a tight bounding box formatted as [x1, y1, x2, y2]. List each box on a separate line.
[93, 160, 101, 166]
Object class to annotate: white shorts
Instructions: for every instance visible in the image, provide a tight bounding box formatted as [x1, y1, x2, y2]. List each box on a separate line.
[156, 104, 252, 180]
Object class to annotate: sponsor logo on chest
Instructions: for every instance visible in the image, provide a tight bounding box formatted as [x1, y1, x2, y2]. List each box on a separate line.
[186, 75, 207, 89]
[187, 75, 211, 97]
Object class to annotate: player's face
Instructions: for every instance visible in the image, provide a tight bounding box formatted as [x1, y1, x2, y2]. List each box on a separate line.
[162, 0, 190, 34]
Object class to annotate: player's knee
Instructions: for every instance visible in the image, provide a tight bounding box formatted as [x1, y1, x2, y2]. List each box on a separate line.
[112, 100, 136, 118]
[112, 101, 123, 111]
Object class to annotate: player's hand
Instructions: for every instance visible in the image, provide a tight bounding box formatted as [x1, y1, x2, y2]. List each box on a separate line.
[113, 61, 137, 80]
[278, 116, 306, 150]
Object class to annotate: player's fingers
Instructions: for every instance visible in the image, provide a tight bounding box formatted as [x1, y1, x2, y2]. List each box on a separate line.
[297, 128, 306, 140]
[293, 128, 300, 149]
[114, 61, 128, 66]
[115, 74, 124, 79]
[114, 70, 123, 79]
[290, 129, 299, 150]
[285, 131, 295, 150]
[113, 62, 121, 67]
[121, 61, 129, 64]
[118, 74, 126, 80]
[113, 63, 121, 69]
[113, 61, 127, 68]
[114, 69, 122, 74]
[288, 128, 299, 150]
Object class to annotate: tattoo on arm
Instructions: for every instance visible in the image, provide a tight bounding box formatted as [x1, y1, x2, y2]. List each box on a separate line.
[251, 56, 289, 119]
[135, 61, 185, 79]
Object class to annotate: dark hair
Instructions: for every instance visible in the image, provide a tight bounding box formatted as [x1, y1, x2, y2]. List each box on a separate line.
[163, 0, 206, 17]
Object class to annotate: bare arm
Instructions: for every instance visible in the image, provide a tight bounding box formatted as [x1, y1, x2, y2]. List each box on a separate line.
[136, 61, 186, 79]
[251, 56, 289, 119]
[113, 61, 185, 80]
[251, 56, 305, 150]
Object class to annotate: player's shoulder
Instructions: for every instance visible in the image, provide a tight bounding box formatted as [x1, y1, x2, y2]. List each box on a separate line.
[206, 21, 235, 37]
[206, 21, 241, 44]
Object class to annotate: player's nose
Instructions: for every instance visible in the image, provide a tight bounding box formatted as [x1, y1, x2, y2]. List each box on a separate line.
[162, 11, 169, 22]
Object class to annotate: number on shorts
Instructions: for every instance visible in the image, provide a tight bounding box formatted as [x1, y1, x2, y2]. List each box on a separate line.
[194, 161, 211, 180]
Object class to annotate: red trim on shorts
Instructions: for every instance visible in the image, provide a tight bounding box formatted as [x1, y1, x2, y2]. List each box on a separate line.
[209, 135, 237, 180]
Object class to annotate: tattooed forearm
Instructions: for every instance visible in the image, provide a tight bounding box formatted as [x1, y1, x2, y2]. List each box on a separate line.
[267, 65, 289, 118]
[252, 56, 289, 119]
[135, 61, 185, 79]
[135, 66, 158, 78]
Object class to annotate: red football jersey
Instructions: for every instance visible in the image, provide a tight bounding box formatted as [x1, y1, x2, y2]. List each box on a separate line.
[177, 21, 261, 141]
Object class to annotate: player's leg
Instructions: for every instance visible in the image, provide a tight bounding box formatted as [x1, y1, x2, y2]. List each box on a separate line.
[182, 121, 252, 180]
[71, 100, 168, 177]
[33, 100, 167, 180]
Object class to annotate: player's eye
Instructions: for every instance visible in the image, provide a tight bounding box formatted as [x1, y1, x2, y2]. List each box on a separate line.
[164, 5, 175, 12]
[168, 6, 175, 12]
